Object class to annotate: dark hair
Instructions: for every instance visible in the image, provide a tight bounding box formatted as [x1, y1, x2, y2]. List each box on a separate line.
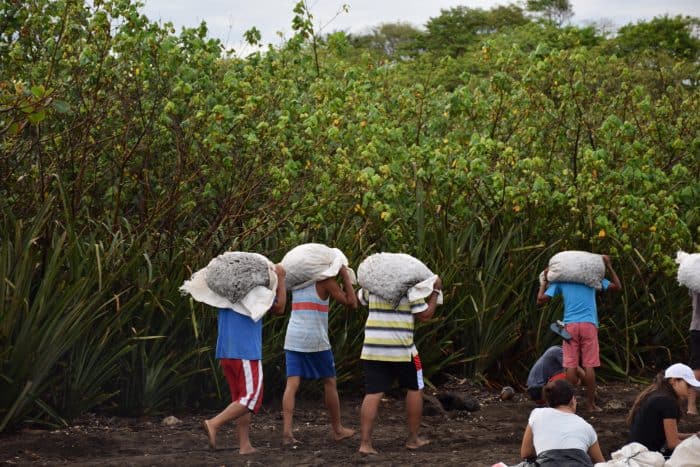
[544, 379, 575, 408]
[527, 386, 544, 403]
[626, 372, 680, 426]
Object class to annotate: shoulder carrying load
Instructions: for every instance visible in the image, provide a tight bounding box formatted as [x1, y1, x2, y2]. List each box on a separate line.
[546, 250, 605, 290]
[357, 252, 442, 308]
[179, 252, 277, 321]
[675, 251, 700, 293]
[281, 243, 356, 290]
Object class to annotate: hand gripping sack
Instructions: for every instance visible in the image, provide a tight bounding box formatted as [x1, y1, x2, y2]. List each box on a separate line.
[179, 252, 278, 321]
[281, 243, 356, 291]
[676, 251, 700, 293]
[546, 251, 605, 290]
[357, 252, 442, 308]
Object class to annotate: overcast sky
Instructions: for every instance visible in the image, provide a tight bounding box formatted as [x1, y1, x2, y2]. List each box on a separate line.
[139, 1, 700, 54]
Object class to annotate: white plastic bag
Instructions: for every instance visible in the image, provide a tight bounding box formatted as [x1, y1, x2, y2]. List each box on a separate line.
[594, 442, 665, 467]
[180, 252, 278, 321]
[547, 251, 605, 289]
[665, 433, 700, 466]
[676, 251, 700, 293]
[357, 252, 442, 307]
[281, 243, 356, 290]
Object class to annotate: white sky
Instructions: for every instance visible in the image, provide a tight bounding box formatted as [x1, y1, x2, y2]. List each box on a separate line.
[139, 0, 700, 54]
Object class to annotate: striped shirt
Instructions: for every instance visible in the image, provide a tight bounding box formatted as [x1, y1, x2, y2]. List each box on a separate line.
[283, 283, 331, 352]
[359, 289, 428, 362]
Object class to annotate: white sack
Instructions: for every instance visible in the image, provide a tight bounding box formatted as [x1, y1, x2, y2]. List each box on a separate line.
[180, 252, 277, 321]
[357, 252, 442, 308]
[676, 251, 700, 293]
[281, 243, 356, 291]
[547, 250, 605, 290]
[594, 442, 665, 467]
[665, 433, 700, 467]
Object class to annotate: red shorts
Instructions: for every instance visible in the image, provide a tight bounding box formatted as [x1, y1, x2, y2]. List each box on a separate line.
[562, 322, 600, 368]
[220, 359, 263, 413]
[549, 371, 567, 383]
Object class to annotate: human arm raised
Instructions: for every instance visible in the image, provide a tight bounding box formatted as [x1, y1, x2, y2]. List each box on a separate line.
[536, 268, 551, 306]
[269, 264, 287, 316]
[414, 276, 442, 323]
[602, 255, 622, 292]
[316, 265, 358, 310]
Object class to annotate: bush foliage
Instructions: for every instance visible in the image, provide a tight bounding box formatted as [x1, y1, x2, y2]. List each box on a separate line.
[1, 0, 698, 430]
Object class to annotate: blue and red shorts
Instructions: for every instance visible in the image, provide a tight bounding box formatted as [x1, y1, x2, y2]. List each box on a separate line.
[220, 359, 263, 413]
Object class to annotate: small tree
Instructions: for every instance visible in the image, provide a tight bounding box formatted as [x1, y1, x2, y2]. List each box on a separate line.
[526, 0, 573, 26]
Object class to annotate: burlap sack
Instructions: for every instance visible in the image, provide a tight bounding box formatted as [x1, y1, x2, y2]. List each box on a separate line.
[281, 243, 355, 290]
[357, 252, 440, 307]
[676, 251, 700, 293]
[547, 251, 605, 289]
[179, 252, 277, 321]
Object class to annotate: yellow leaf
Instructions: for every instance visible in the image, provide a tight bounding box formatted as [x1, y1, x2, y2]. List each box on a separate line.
[598, 229, 606, 238]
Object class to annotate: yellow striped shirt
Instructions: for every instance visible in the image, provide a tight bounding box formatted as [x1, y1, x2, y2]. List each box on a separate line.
[359, 289, 428, 362]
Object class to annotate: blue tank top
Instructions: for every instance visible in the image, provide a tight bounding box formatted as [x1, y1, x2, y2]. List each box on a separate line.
[215, 308, 262, 360]
[283, 283, 331, 352]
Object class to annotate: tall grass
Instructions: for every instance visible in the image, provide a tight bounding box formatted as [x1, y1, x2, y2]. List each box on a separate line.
[0, 205, 142, 429]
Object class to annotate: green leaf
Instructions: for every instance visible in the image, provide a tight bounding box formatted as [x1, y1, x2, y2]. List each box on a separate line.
[52, 100, 71, 114]
[27, 110, 46, 124]
[30, 85, 45, 99]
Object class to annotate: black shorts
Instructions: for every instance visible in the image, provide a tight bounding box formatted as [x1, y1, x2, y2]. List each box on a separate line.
[689, 330, 700, 370]
[362, 357, 424, 394]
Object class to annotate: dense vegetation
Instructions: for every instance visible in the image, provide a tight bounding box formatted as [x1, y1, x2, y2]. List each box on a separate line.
[1, 0, 698, 431]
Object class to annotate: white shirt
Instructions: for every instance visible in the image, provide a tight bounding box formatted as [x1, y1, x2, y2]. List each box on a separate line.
[529, 407, 597, 454]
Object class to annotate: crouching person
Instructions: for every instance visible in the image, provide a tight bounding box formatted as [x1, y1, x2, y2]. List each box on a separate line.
[520, 379, 604, 466]
[526, 345, 584, 406]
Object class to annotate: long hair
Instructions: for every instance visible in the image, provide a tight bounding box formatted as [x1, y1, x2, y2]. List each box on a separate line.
[626, 372, 680, 426]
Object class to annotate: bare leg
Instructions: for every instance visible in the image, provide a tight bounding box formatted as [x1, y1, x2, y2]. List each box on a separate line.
[359, 392, 382, 454]
[282, 376, 301, 445]
[405, 389, 430, 450]
[237, 412, 257, 454]
[688, 369, 700, 415]
[323, 377, 354, 441]
[565, 367, 579, 386]
[582, 367, 601, 412]
[204, 402, 250, 449]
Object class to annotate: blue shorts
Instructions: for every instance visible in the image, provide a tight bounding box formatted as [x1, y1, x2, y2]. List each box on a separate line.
[285, 349, 336, 379]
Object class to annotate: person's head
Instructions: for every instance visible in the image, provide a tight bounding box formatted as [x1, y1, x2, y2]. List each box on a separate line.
[627, 364, 700, 426]
[527, 386, 545, 406]
[544, 379, 576, 408]
[665, 363, 700, 399]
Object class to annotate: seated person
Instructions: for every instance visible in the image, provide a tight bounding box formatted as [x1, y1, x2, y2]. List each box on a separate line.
[520, 379, 604, 466]
[627, 363, 700, 457]
[526, 346, 584, 406]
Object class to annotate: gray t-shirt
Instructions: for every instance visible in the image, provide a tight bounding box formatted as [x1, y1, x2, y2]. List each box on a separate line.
[691, 291, 700, 331]
[527, 346, 564, 388]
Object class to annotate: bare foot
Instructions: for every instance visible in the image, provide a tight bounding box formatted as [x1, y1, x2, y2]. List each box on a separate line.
[332, 426, 355, 441]
[239, 445, 258, 455]
[687, 410, 698, 416]
[359, 443, 378, 455]
[202, 419, 216, 450]
[406, 437, 430, 450]
[586, 404, 603, 413]
[282, 436, 301, 447]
